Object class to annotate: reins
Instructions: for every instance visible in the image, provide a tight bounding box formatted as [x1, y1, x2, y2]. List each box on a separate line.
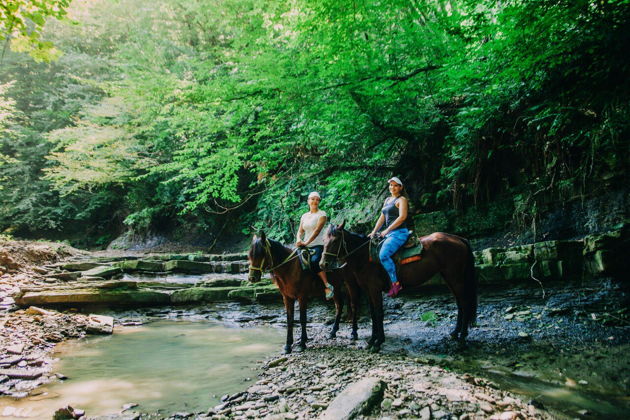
[248, 239, 300, 274]
[324, 229, 371, 262]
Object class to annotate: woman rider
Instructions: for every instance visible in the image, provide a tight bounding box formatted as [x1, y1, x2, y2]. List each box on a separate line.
[368, 177, 410, 297]
[296, 191, 334, 299]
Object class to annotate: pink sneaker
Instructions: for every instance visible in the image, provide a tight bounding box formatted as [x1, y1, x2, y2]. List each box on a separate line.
[387, 282, 403, 297]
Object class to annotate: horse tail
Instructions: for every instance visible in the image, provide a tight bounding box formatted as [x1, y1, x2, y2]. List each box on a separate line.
[461, 237, 478, 327]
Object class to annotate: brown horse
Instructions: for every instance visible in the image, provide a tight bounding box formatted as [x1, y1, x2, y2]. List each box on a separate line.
[320, 222, 477, 352]
[248, 232, 359, 354]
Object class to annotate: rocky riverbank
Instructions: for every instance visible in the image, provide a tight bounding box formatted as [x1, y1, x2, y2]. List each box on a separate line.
[1, 232, 628, 419]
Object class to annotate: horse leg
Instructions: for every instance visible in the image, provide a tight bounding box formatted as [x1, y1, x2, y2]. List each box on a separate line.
[348, 283, 359, 341]
[297, 298, 308, 350]
[371, 292, 385, 353]
[283, 296, 295, 354]
[366, 300, 377, 349]
[442, 272, 464, 340]
[451, 296, 463, 340]
[444, 271, 469, 347]
[329, 290, 343, 339]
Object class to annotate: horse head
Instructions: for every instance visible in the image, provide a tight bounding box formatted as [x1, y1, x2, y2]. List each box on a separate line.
[248, 231, 270, 283]
[321, 221, 346, 271]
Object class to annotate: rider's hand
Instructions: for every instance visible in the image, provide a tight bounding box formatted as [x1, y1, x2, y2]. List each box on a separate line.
[368, 232, 376, 239]
[379, 230, 388, 238]
[296, 240, 306, 247]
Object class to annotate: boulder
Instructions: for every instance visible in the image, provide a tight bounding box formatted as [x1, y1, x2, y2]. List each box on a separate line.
[319, 377, 386, 420]
[87, 314, 114, 334]
[164, 260, 214, 274]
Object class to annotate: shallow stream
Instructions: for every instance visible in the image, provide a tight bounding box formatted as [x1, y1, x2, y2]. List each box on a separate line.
[0, 320, 283, 419]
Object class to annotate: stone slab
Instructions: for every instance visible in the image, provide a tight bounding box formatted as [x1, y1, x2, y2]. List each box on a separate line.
[0, 369, 44, 380]
[164, 260, 214, 274]
[62, 262, 101, 271]
[170, 287, 235, 303]
[81, 266, 122, 279]
[87, 314, 114, 334]
[319, 377, 385, 420]
[15, 289, 170, 306]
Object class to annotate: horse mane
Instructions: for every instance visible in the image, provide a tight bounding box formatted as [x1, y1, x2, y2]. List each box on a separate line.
[249, 236, 292, 263]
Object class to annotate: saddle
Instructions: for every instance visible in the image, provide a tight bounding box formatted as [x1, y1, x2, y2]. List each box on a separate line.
[369, 232, 423, 266]
[297, 247, 314, 271]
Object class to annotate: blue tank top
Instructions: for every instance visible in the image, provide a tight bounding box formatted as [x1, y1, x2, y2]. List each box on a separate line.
[382, 197, 407, 231]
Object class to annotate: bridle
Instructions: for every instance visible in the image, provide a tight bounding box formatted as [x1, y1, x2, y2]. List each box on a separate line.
[324, 229, 370, 264]
[248, 239, 299, 277]
[324, 229, 349, 262]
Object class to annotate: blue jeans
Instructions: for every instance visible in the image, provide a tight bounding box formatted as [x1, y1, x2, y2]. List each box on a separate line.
[379, 228, 410, 284]
[308, 245, 324, 274]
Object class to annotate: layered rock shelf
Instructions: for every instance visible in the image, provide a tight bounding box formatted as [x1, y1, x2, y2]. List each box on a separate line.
[473, 228, 627, 284]
[11, 227, 628, 308]
[14, 252, 281, 308]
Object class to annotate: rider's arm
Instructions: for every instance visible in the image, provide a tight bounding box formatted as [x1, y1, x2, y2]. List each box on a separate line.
[381, 197, 408, 235]
[369, 213, 385, 237]
[296, 216, 305, 246]
[305, 215, 327, 245]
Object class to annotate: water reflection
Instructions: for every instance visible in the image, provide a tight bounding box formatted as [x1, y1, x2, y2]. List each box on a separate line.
[0, 320, 283, 419]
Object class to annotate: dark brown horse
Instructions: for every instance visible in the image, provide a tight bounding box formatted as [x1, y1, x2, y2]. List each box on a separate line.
[248, 232, 359, 353]
[320, 222, 477, 352]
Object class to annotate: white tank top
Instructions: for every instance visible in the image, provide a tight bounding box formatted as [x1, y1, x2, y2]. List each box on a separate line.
[300, 210, 327, 247]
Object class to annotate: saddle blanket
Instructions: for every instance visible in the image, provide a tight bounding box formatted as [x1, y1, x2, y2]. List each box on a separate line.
[369, 235, 424, 265]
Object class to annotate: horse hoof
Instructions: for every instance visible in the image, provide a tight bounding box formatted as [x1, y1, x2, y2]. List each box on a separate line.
[298, 344, 307, 352]
[450, 332, 459, 340]
[351, 332, 358, 341]
[328, 332, 337, 339]
[369, 345, 381, 353]
[283, 346, 292, 354]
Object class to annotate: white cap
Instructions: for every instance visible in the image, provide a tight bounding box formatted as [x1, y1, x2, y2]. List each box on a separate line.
[388, 177, 403, 187]
[308, 191, 321, 199]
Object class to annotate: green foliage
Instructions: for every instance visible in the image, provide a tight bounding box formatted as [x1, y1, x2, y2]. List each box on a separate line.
[0, 0, 72, 62]
[0, 0, 628, 245]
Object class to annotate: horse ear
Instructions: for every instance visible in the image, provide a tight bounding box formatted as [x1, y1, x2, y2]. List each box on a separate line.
[338, 220, 346, 230]
[260, 231, 267, 242]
